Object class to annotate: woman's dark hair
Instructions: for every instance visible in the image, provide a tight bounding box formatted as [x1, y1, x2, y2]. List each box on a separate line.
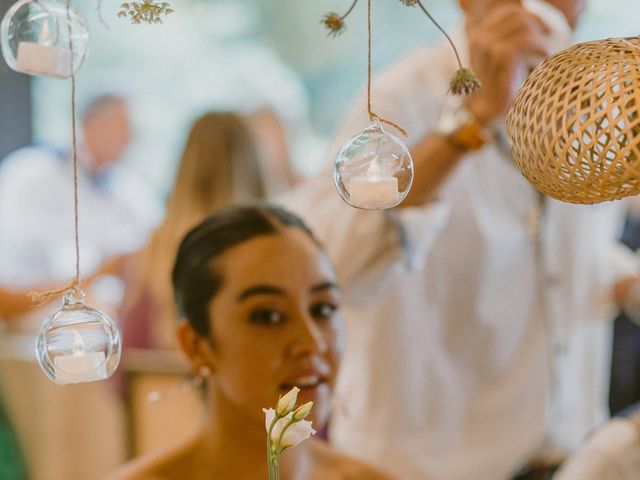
[171, 204, 320, 337]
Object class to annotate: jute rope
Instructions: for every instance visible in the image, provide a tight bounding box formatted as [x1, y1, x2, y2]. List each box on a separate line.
[29, 0, 82, 305]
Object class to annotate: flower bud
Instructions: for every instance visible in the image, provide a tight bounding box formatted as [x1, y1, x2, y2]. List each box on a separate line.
[275, 386, 300, 416]
[292, 401, 313, 421]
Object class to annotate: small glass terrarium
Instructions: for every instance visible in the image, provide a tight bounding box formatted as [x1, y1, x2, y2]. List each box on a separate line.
[1, 0, 89, 78]
[333, 119, 414, 210]
[36, 289, 121, 384]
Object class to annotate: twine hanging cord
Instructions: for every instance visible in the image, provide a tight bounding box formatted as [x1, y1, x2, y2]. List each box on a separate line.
[366, 0, 408, 137]
[29, 0, 82, 306]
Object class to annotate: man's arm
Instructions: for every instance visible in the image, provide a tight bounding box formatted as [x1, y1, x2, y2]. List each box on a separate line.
[401, 3, 551, 206]
[0, 288, 34, 318]
[401, 132, 467, 207]
[614, 276, 640, 319]
[0, 255, 128, 321]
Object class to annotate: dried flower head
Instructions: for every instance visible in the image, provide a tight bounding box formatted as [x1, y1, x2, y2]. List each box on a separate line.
[322, 12, 346, 37]
[399, 0, 419, 6]
[118, 0, 174, 25]
[449, 67, 482, 96]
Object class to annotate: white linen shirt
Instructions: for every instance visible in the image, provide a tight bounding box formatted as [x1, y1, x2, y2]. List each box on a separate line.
[0, 146, 161, 287]
[281, 41, 638, 480]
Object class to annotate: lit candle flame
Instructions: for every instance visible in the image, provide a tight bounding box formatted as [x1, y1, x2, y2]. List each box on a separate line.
[366, 159, 382, 180]
[38, 21, 52, 46]
[72, 329, 85, 356]
[366, 135, 384, 180]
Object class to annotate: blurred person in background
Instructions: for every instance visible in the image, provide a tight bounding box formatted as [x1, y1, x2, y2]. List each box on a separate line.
[0, 288, 33, 321]
[0, 93, 161, 324]
[0, 92, 161, 477]
[245, 106, 302, 197]
[609, 198, 640, 415]
[118, 111, 267, 352]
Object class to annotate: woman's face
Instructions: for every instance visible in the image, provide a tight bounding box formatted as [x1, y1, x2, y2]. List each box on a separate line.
[205, 227, 342, 428]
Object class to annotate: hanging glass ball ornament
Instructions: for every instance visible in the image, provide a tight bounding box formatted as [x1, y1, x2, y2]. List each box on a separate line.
[35, 289, 121, 385]
[334, 118, 413, 209]
[1, 0, 89, 78]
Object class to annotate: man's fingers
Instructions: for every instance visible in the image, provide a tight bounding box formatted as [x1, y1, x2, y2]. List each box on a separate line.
[470, 4, 551, 40]
[469, 9, 551, 63]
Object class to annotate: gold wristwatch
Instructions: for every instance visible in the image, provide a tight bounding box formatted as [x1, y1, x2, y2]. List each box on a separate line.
[437, 98, 490, 152]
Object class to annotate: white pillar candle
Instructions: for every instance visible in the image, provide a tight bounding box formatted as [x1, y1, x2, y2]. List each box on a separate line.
[53, 330, 107, 384]
[16, 41, 72, 78]
[54, 351, 107, 384]
[349, 175, 399, 209]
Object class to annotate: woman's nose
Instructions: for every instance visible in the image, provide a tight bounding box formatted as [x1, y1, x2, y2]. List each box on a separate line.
[289, 314, 329, 356]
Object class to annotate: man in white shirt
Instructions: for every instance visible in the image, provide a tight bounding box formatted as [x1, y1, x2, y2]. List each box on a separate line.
[282, 1, 640, 479]
[0, 94, 161, 292]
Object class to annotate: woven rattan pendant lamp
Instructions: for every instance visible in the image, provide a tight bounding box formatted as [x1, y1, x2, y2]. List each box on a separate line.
[506, 37, 640, 204]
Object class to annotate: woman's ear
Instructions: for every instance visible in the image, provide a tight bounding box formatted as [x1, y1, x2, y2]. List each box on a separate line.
[176, 319, 217, 375]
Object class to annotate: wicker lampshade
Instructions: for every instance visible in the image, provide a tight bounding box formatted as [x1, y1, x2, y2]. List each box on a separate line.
[506, 37, 640, 204]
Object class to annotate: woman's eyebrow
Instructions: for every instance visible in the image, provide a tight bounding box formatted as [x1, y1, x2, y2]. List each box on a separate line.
[236, 285, 285, 302]
[310, 281, 340, 293]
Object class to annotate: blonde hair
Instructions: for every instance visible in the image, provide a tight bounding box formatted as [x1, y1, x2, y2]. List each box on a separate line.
[123, 112, 267, 348]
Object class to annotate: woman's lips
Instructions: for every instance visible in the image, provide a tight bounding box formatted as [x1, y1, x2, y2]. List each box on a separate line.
[279, 374, 330, 394]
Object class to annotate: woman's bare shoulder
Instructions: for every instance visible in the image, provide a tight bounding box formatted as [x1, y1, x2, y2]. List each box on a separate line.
[308, 439, 396, 480]
[107, 439, 196, 480]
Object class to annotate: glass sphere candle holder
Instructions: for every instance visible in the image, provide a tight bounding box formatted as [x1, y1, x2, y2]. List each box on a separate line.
[333, 119, 413, 210]
[35, 289, 121, 385]
[1, 0, 89, 78]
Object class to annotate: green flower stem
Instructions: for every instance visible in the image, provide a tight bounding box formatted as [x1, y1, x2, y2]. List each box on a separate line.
[267, 414, 281, 480]
[341, 0, 359, 20]
[275, 459, 280, 480]
[416, 0, 463, 69]
[267, 438, 273, 480]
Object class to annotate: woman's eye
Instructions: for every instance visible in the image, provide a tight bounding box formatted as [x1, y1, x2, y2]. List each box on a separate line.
[311, 302, 338, 320]
[249, 309, 285, 325]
